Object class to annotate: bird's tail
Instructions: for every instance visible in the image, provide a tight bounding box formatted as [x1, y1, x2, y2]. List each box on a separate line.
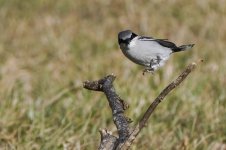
[172, 44, 195, 52]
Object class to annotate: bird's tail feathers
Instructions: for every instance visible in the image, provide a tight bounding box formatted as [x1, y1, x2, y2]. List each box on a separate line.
[173, 44, 195, 52]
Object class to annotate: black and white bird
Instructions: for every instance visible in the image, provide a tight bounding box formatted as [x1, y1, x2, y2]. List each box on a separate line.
[118, 30, 194, 74]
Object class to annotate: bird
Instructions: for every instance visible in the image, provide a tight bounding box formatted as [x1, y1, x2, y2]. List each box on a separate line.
[118, 30, 194, 75]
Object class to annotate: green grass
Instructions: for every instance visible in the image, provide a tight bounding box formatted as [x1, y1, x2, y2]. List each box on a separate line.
[0, 0, 226, 149]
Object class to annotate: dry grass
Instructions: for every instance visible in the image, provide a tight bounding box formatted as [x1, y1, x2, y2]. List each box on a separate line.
[0, 0, 226, 149]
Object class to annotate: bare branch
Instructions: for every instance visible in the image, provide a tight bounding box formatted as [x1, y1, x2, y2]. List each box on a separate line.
[119, 63, 197, 150]
[83, 62, 198, 150]
[84, 74, 130, 149]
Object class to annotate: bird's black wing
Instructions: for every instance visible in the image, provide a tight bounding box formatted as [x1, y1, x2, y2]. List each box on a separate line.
[138, 36, 154, 40]
[138, 36, 168, 41]
[139, 36, 179, 50]
[154, 39, 178, 49]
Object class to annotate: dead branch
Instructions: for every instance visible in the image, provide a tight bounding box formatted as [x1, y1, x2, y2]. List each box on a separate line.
[119, 62, 197, 150]
[83, 62, 197, 150]
[84, 74, 130, 149]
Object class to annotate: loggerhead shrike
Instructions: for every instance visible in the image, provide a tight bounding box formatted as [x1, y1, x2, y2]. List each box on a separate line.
[118, 30, 194, 74]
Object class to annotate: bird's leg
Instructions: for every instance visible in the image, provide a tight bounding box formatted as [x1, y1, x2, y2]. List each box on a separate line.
[156, 56, 161, 65]
[142, 59, 155, 75]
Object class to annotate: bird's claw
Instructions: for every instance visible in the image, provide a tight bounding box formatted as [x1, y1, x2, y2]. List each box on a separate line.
[142, 68, 154, 75]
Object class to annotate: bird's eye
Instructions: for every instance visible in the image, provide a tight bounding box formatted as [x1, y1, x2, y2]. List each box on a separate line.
[118, 38, 123, 44]
[119, 38, 128, 44]
[125, 39, 130, 44]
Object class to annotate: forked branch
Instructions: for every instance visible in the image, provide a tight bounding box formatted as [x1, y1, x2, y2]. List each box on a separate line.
[83, 62, 198, 150]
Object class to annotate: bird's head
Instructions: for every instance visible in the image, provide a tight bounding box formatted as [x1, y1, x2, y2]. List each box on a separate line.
[118, 30, 137, 48]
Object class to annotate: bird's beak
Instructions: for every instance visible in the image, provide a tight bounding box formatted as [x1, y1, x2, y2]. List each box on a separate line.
[119, 43, 128, 50]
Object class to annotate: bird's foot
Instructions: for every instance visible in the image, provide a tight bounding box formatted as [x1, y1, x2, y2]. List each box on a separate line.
[142, 68, 154, 75]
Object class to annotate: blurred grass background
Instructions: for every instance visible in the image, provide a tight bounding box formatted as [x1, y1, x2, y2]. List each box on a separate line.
[0, 0, 226, 149]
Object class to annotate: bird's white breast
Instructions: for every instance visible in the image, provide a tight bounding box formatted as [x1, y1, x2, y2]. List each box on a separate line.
[122, 37, 172, 67]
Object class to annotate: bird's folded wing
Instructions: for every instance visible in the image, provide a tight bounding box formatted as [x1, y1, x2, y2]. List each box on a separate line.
[138, 36, 168, 41]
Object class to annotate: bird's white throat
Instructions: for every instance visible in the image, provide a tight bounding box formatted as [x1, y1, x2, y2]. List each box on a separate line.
[128, 37, 138, 48]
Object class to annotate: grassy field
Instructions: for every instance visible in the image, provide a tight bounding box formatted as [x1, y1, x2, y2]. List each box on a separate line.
[0, 0, 226, 149]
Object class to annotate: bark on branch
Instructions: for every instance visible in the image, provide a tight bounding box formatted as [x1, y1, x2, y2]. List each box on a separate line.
[83, 62, 198, 150]
[83, 74, 130, 149]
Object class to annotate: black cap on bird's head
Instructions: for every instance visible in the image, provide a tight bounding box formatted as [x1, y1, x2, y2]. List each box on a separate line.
[118, 30, 137, 45]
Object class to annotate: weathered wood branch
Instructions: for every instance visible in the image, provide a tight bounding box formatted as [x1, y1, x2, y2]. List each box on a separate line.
[83, 62, 198, 150]
[84, 74, 130, 149]
[119, 62, 197, 150]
